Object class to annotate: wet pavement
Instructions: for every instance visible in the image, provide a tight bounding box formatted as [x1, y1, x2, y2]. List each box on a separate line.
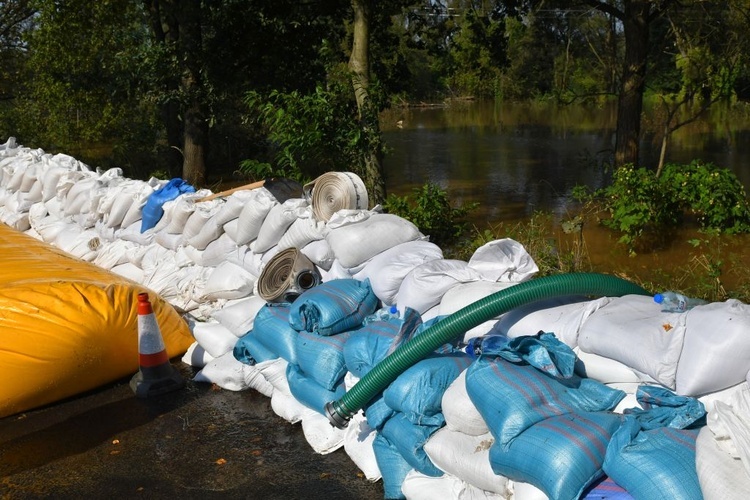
[0, 362, 384, 500]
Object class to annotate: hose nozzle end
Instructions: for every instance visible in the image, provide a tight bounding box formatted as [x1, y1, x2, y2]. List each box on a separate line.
[324, 400, 351, 429]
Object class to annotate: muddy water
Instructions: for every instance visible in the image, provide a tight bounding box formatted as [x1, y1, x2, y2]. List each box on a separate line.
[380, 101, 750, 294]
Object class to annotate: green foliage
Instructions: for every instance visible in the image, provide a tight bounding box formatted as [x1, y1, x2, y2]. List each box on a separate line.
[383, 182, 477, 250]
[240, 69, 386, 183]
[597, 161, 750, 251]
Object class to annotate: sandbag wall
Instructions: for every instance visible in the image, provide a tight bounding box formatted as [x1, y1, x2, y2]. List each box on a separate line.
[3, 138, 750, 499]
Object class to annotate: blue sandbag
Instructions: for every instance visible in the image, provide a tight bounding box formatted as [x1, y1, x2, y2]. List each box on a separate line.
[344, 309, 453, 379]
[140, 178, 195, 232]
[489, 411, 625, 500]
[373, 432, 412, 500]
[380, 412, 443, 478]
[364, 394, 396, 431]
[288, 278, 379, 336]
[467, 356, 626, 447]
[603, 417, 703, 500]
[383, 352, 472, 426]
[252, 303, 299, 364]
[295, 328, 354, 391]
[233, 330, 278, 365]
[286, 362, 345, 415]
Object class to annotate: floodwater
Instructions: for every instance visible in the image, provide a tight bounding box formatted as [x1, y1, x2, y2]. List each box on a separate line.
[380, 101, 750, 293]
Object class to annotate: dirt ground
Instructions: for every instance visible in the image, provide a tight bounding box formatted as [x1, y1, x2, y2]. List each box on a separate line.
[0, 362, 385, 500]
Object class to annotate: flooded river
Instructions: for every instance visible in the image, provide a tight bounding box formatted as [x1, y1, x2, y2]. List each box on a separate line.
[380, 101, 750, 294]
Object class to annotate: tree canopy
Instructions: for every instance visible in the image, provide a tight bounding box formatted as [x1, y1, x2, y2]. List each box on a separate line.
[0, 0, 748, 187]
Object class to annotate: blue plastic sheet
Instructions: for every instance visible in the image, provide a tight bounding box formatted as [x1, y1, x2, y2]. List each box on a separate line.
[140, 178, 195, 232]
[467, 331, 577, 378]
[624, 385, 706, 430]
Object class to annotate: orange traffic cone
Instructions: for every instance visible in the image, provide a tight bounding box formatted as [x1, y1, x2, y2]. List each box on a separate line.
[130, 292, 185, 398]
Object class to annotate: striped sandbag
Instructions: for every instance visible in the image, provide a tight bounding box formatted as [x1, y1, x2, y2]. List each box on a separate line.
[466, 356, 626, 446]
[295, 329, 354, 390]
[489, 411, 625, 500]
[251, 303, 299, 364]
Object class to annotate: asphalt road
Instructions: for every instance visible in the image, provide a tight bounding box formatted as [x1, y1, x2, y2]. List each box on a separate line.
[0, 362, 384, 500]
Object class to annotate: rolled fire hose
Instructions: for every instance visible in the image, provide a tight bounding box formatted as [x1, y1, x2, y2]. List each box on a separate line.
[324, 272, 649, 428]
[257, 247, 321, 303]
[303, 172, 369, 222]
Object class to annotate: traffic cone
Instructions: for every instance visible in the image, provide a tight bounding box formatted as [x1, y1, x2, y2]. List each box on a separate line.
[130, 292, 185, 398]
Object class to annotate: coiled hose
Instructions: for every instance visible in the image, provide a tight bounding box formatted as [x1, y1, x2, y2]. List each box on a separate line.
[325, 272, 649, 428]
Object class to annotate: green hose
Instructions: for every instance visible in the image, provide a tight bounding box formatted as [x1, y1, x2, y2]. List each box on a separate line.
[324, 272, 648, 428]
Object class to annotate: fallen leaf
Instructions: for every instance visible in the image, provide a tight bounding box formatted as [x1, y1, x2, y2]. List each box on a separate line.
[110, 450, 121, 455]
[663, 323, 673, 332]
[112, 439, 120, 445]
[251, 450, 262, 456]
[215, 458, 227, 465]
[320, 472, 330, 479]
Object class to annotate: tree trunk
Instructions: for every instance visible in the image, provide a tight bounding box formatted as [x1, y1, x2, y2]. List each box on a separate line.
[349, 0, 386, 206]
[144, 0, 182, 177]
[614, 1, 651, 167]
[177, 0, 207, 186]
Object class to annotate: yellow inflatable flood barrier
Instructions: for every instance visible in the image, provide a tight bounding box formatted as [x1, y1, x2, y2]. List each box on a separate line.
[0, 224, 194, 418]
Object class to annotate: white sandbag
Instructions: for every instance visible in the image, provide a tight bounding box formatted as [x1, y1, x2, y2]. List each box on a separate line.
[276, 211, 328, 251]
[442, 369, 490, 436]
[234, 187, 278, 245]
[578, 294, 687, 389]
[4, 159, 28, 191]
[63, 176, 97, 216]
[223, 217, 240, 243]
[54, 227, 101, 261]
[353, 240, 444, 306]
[19, 162, 38, 192]
[300, 238, 335, 271]
[23, 178, 43, 203]
[211, 190, 256, 225]
[343, 411, 382, 481]
[93, 239, 138, 270]
[181, 341, 214, 368]
[300, 408, 345, 455]
[439, 281, 517, 342]
[163, 191, 209, 234]
[41, 166, 66, 202]
[494, 296, 611, 348]
[676, 299, 750, 396]
[200, 261, 257, 301]
[511, 481, 549, 500]
[699, 382, 749, 411]
[23, 226, 42, 240]
[118, 221, 156, 246]
[325, 211, 423, 269]
[396, 259, 483, 314]
[190, 320, 238, 358]
[119, 179, 162, 228]
[258, 358, 290, 395]
[187, 218, 224, 250]
[467, 238, 539, 282]
[252, 198, 308, 254]
[424, 428, 511, 497]
[5, 190, 34, 213]
[193, 351, 274, 396]
[573, 347, 641, 384]
[706, 385, 750, 475]
[696, 426, 750, 500]
[107, 189, 137, 228]
[110, 262, 145, 282]
[182, 200, 222, 243]
[199, 233, 244, 268]
[0, 208, 30, 231]
[154, 230, 184, 251]
[401, 470, 505, 500]
[270, 389, 306, 424]
[211, 295, 267, 337]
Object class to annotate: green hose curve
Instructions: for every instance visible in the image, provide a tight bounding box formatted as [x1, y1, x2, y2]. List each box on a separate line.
[324, 272, 648, 428]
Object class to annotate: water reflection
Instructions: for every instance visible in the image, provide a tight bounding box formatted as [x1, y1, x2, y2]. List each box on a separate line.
[382, 101, 750, 224]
